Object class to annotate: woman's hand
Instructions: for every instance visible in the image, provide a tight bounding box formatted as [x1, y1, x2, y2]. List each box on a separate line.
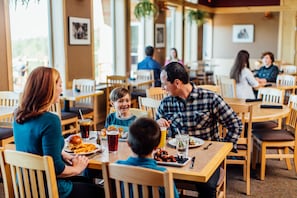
[71, 155, 89, 173]
[62, 151, 74, 165]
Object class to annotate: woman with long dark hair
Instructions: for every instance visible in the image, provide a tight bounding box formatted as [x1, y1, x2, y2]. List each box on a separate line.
[230, 50, 262, 99]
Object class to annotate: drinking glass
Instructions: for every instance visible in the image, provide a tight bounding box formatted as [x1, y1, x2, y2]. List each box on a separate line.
[175, 134, 189, 159]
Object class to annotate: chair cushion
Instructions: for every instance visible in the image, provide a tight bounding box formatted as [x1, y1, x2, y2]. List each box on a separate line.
[61, 112, 78, 120]
[253, 129, 294, 141]
[131, 91, 146, 99]
[252, 121, 278, 129]
[69, 107, 93, 115]
[0, 127, 13, 139]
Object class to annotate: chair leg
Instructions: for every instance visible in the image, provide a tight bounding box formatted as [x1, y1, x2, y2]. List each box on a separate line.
[284, 147, 292, 170]
[246, 161, 251, 195]
[260, 144, 267, 181]
[252, 143, 257, 170]
[294, 150, 297, 174]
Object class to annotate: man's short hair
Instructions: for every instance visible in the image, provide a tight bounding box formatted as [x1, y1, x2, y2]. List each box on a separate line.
[145, 46, 154, 57]
[128, 117, 161, 157]
[163, 62, 189, 84]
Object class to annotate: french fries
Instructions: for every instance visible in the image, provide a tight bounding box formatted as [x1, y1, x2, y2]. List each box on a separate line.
[68, 143, 97, 154]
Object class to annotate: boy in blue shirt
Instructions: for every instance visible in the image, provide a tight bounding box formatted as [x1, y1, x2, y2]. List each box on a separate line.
[116, 117, 179, 198]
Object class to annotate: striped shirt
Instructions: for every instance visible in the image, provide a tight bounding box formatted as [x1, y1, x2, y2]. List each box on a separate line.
[156, 84, 242, 149]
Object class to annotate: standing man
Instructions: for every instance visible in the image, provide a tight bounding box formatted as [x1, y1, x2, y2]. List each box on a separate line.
[138, 45, 162, 87]
[156, 62, 242, 198]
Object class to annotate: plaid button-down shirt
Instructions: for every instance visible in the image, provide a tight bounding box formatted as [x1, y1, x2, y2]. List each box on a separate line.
[156, 84, 242, 148]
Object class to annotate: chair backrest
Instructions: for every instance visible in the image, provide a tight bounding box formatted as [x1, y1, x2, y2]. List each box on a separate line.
[138, 97, 161, 119]
[0, 91, 21, 107]
[257, 87, 284, 104]
[280, 65, 297, 75]
[218, 76, 236, 98]
[288, 94, 297, 110]
[72, 79, 96, 107]
[49, 103, 62, 119]
[276, 74, 296, 86]
[106, 75, 129, 114]
[197, 85, 221, 95]
[102, 162, 174, 198]
[0, 149, 59, 198]
[146, 87, 167, 100]
[135, 70, 154, 84]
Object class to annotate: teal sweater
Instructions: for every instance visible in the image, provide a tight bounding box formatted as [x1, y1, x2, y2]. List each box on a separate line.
[13, 112, 72, 198]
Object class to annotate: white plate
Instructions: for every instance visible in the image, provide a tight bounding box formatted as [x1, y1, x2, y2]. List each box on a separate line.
[156, 157, 191, 167]
[64, 143, 102, 155]
[168, 137, 205, 148]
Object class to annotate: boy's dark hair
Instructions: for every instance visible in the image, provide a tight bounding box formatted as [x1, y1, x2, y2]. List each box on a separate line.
[128, 117, 161, 157]
[109, 87, 129, 102]
[145, 46, 154, 57]
[163, 62, 189, 84]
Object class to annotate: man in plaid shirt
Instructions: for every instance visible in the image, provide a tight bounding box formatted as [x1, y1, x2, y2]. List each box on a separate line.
[156, 62, 242, 198]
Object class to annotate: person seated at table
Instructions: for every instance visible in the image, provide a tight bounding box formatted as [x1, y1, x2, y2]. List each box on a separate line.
[116, 117, 179, 198]
[13, 66, 105, 198]
[156, 62, 242, 198]
[254, 51, 279, 83]
[105, 87, 137, 138]
[230, 50, 264, 99]
[165, 48, 184, 66]
[138, 45, 162, 87]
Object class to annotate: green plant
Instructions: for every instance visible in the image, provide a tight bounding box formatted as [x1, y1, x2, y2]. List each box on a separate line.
[134, 0, 159, 20]
[188, 10, 208, 26]
[12, 0, 40, 8]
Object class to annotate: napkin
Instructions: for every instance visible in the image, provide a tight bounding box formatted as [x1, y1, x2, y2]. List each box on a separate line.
[260, 104, 283, 109]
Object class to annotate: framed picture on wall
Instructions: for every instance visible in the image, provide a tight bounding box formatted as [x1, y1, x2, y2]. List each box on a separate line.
[155, 24, 165, 48]
[69, 17, 90, 45]
[232, 24, 254, 43]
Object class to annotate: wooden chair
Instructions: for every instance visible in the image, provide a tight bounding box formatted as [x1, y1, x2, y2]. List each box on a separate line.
[102, 162, 174, 198]
[131, 70, 155, 101]
[217, 76, 236, 98]
[0, 91, 21, 146]
[198, 85, 221, 95]
[0, 91, 21, 107]
[252, 106, 297, 180]
[288, 94, 297, 109]
[49, 103, 79, 136]
[70, 79, 97, 130]
[138, 97, 161, 119]
[280, 65, 297, 75]
[0, 148, 59, 198]
[223, 103, 253, 195]
[146, 87, 167, 100]
[255, 87, 285, 129]
[276, 74, 296, 103]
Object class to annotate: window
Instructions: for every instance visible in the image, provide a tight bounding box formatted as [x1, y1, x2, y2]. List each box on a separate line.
[9, 1, 50, 92]
[184, 9, 198, 65]
[93, 0, 113, 84]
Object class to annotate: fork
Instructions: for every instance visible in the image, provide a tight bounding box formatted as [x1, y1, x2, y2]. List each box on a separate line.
[203, 143, 212, 150]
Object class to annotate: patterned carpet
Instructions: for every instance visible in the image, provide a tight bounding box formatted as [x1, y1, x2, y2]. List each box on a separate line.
[227, 158, 297, 197]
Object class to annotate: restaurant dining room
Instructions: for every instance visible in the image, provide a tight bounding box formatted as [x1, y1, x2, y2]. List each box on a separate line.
[1, 0, 297, 197]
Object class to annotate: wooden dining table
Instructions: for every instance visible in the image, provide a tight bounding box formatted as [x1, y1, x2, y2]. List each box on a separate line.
[224, 98, 290, 123]
[88, 139, 232, 183]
